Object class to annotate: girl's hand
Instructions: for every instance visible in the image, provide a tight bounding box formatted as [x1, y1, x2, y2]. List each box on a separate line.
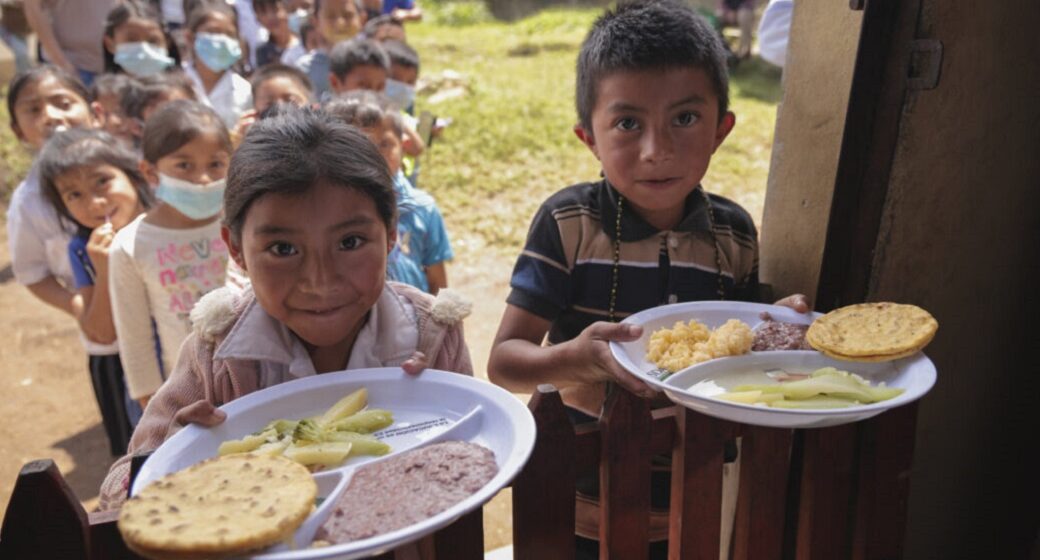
[401, 351, 428, 376]
[86, 223, 116, 272]
[573, 322, 656, 398]
[174, 400, 227, 427]
[774, 293, 811, 313]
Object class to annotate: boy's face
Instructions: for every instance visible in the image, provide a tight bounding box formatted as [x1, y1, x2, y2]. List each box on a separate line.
[577, 67, 735, 231]
[389, 63, 417, 86]
[255, 2, 289, 34]
[318, 0, 364, 44]
[329, 64, 387, 94]
[362, 119, 403, 176]
[254, 76, 311, 113]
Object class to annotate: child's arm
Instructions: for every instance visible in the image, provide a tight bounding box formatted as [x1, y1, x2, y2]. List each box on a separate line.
[424, 262, 447, 294]
[488, 304, 654, 397]
[75, 224, 118, 344]
[108, 240, 161, 407]
[402, 121, 425, 157]
[25, 277, 83, 317]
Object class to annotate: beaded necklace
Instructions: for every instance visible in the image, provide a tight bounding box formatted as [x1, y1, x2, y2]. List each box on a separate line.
[607, 188, 726, 322]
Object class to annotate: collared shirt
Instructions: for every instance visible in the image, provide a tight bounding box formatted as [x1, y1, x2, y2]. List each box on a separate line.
[385, 171, 453, 293]
[508, 180, 760, 345]
[183, 63, 253, 130]
[214, 284, 420, 388]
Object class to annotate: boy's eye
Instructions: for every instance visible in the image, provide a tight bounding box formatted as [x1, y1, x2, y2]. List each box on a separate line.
[615, 117, 639, 131]
[339, 235, 364, 250]
[674, 112, 698, 127]
[176, 161, 192, 171]
[63, 191, 81, 202]
[268, 242, 298, 257]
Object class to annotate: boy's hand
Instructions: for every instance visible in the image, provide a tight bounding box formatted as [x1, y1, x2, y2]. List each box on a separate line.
[774, 293, 811, 313]
[174, 400, 227, 427]
[86, 222, 116, 272]
[401, 351, 429, 376]
[573, 322, 656, 398]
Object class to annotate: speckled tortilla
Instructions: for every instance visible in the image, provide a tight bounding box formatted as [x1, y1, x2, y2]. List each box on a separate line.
[317, 441, 498, 543]
[118, 453, 316, 560]
[806, 302, 937, 360]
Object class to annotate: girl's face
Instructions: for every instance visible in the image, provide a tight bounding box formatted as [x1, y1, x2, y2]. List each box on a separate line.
[54, 163, 143, 230]
[104, 16, 167, 54]
[226, 181, 394, 368]
[148, 131, 230, 185]
[11, 75, 97, 149]
[188, 12, 239, 54]
[318, 0, 363, 44]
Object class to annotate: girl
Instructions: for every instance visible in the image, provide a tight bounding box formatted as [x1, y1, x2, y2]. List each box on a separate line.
[102, 0, 182, 78]
[37, 128, 154, 455]
[99, 107, 472, 509]
[108, 100, 232, 413]
[6, 65, 98, 318]
[182, 2, 253, 129]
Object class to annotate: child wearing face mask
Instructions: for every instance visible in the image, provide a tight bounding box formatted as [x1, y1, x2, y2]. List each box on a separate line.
[38, 128, 155, 455]
[182, 2, 253, 129]
[295, 0, 367, 97]
[102, 0, 182, 78]
[108, 100, 232, 410]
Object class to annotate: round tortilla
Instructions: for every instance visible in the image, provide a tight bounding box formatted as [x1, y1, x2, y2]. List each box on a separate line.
[806, 302, 937, 360]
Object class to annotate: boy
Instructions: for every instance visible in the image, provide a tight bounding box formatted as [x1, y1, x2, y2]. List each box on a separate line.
[120, 71, 197, 145]
[381, 38, 417, 114]
[363, 14, 405, 42]
[324, 92, 452, 294]
[90, 73, 135, 146]
[253, 0, 300, 67]
[487, 2, 806, 556]
[328, 36, 389, 94]
[294, 0, 366, 96]
[251, 63, 313, 113]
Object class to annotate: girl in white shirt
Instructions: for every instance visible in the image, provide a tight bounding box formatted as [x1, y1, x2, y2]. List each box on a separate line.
[108, 100, 232, 409]
[181, 2, 253, 129]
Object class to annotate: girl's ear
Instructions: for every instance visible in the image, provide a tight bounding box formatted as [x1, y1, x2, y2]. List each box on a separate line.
[10, 121, 26, 144]
[221, 225, 247, 271]
[103, 34, 116, 55]
[91, 101, 108, 125]
[139, 159, 160, 187]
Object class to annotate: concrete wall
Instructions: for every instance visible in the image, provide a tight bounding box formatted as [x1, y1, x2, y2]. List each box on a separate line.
[758, 0, 862, 301]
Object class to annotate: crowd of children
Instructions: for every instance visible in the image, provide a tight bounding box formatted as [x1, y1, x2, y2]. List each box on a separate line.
[6, 1, 809, 556]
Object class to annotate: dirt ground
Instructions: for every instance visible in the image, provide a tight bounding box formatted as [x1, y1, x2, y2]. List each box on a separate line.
[0, 222, 521, 551]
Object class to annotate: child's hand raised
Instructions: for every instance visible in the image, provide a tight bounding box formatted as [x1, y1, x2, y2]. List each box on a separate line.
[774, 293, 811, 313]
[174, 400, 228, 427]
[86, 222, 116, 272]
[573, 322, 656, 399]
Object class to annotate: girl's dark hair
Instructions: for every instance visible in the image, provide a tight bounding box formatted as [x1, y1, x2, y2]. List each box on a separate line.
[38, 128, 154, 232]
[141, 99, 232, 164]
[102, 0, 183, 74]
[6, 65, 90, 129]
[225, 107, 395, 240]
[121, 71, 197, 120]
[186, 0, 240, 33]
[382, 39, 419, 71]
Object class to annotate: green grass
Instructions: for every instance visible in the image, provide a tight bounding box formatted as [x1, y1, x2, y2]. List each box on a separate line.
[0, 2, 781, 252]
[0, 96, 32, 204]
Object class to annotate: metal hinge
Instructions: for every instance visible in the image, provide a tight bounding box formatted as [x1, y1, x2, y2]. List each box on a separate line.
[907, 39, 943, 90]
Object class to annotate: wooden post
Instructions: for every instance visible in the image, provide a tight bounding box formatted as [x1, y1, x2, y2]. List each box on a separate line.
[0, 459, 91, 558]
[512, 384, 577, 560]
[600, 387, 653, 560]
[796, 424, 858, 559]
[731, 425, 794, 560]
[433, 508, 484, 559]
[668, 408, 736, 560]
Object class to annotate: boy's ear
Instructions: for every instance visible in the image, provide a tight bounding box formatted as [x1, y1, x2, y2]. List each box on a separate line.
[221, 225, 247, 271]
[328, 72, 342, 93]
[712, 111, 737, 153]
[139, 159, 160, 187]
[91, 101, 108, 124]
[103, 34, 115, 55]
[386, 220, 397, 254]
[10, 121, 25, 144]
[573, 124, 599, 160]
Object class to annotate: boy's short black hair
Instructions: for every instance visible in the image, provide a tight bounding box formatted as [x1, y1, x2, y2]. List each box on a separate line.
[323, 90, 404, 136]
[329, 37, 390, 79]
[225, 106, 396, 240]
[120, 71, 197, 120]
[90, 73, 134, 102]
[363, 14, 403, 37]
[252, 0, 285, 12]
[250, 63, 314, 99]
[576, 0, 730, 131]
[381, 39, 419, 71]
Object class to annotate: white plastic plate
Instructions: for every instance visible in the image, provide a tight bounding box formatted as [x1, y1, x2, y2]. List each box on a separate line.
[609, 301, 937, 428]
[131, 368, 536, 559]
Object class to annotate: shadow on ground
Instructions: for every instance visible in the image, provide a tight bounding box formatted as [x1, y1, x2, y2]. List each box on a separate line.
[48, 422, 115, 504]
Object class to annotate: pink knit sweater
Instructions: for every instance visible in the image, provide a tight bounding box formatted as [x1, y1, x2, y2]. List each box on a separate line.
[98, 282, 472, 510]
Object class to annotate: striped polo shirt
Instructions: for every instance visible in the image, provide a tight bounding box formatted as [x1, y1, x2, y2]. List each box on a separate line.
[507, 180, 760, 344]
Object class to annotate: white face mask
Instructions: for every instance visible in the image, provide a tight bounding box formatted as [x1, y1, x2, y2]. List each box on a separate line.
[155, 173, 226, 219]
[384, 79, 415, 111]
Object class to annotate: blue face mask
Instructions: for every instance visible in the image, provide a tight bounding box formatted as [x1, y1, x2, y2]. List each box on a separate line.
[114, 42, 174, 77]
[194, 32, 242, 72]
[384, 79, 415, 112]
[156, 173, 226, 220]
[288, 8, 308, 36]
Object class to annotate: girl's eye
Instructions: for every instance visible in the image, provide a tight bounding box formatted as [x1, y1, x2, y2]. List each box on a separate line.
[616, 117, 639, 131]
[268, 242, 298, 257]
[674, 112, 698, 127]
[176, 161, 192, 171]
[64, 191, 81, 202]
[339, 235, 364, 250]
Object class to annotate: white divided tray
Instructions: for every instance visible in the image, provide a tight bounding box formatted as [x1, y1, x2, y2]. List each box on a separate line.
[131, 368, 536, 559]
[609, 301, 936, 428]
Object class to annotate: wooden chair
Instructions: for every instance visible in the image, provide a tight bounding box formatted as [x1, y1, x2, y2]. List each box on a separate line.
[511, 384, 919, 560]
